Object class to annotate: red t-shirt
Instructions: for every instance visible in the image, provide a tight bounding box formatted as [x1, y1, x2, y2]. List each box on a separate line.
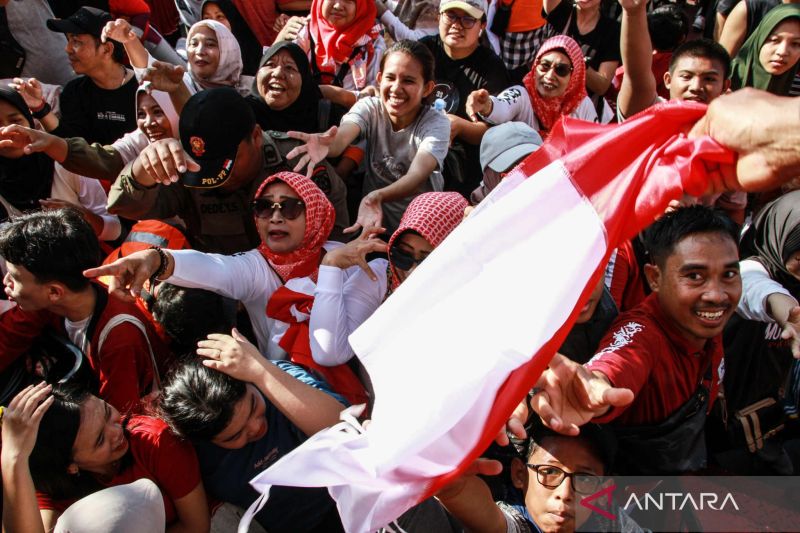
[36, 416, 200, 524]
[606, 239, 648, 313]
[586, 293, 723, 426]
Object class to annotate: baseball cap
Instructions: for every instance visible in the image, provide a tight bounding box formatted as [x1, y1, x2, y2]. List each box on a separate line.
[439, 0, 488, 18]
[179, 87, 256, 189]
[46, 7, 112, 39]
[480, 122, 543, 173]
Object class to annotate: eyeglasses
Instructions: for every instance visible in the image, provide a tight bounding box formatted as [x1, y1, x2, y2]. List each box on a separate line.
[537, 60, 573, 78]
[252, 198, 305, 220]
[442, 10, 479, 29]
[390, 245, 427, 271]
[526, 464, 603, 495]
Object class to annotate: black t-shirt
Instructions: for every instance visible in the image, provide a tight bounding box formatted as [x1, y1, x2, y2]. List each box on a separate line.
[545, 0, 622, 71]
[716, 0, 739, 17]
[420, 35, 510, 119]
[746, 0, 782, 34]
[53, 73, 138, 145]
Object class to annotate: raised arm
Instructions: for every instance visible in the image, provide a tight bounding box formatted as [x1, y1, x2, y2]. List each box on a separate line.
[287, 123, 362, 177]
[718, 0, 748, 56]
[102, 18, 150, 69]
[618, 0, 657, 119]
[198, 330, 346, 435]
[1, 383, 55, 533]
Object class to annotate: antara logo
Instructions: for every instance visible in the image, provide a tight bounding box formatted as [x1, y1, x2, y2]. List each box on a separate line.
[623, 492, 740, 511]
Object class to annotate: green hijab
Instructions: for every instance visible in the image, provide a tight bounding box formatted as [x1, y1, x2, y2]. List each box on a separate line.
[730, 4, 800, 95]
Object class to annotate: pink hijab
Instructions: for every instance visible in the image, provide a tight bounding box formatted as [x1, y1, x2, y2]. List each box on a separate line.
[523, 35, 587, 135]
[255, 171, 335, 282]
[387, 192, 468, 290]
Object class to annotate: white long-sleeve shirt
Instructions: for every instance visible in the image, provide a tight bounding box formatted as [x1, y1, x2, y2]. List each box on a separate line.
[166, 243, 382, 363]
[310, 259, 388, 366]
[736, 259, 797, 323]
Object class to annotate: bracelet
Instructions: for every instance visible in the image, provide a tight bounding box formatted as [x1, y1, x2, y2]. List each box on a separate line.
[149, 246, 168, 287]
[31, 101, 51, 120]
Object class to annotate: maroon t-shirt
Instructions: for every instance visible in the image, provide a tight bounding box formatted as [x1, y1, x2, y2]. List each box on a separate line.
[586, 293, 723, 426]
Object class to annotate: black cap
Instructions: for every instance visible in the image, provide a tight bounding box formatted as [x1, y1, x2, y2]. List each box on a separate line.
[46, 7, 112, 39]
[179, 87, 256, 189]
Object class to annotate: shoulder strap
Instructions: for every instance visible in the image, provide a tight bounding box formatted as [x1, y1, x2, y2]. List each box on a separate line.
[97, 313, 161, 392]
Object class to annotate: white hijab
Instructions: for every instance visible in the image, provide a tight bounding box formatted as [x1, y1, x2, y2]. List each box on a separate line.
[186, 19, 245, 93]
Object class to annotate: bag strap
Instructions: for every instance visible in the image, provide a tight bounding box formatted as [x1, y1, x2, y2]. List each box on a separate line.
[97, 314, 161, 392]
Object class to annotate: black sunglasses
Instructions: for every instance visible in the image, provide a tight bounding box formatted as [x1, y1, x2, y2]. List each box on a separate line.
[390, 244, 427, 271]
[252, 198, 305, 220]
[537, 60, 573, 78]
[442, 10, 478, 29]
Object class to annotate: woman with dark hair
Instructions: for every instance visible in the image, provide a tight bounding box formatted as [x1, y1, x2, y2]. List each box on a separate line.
[0, 382, 209, 532]
[247, 41, 343, 134]
[201, 0, 263, 76]
[715, 190, 800, 474]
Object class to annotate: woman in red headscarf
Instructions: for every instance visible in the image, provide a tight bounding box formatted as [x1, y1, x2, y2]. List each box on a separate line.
[309, 192, 468, 397]
[89, 171, 368, 405]
[274, 0, 385, 90]
[466, 35, 600, 136]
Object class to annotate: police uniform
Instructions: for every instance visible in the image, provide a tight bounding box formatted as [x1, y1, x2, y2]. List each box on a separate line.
[108, 131, 349, 255]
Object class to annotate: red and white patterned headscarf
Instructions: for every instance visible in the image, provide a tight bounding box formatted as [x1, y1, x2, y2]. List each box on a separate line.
[256, 171, 335, 282]
[387, 192, 468, 289]
[523, 35, 587, 136]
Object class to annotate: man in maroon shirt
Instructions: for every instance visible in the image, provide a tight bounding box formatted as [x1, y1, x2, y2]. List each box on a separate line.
[530, 206, 741, 473]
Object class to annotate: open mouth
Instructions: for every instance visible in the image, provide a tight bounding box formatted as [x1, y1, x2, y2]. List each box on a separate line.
[146, 130, 166, 142]
[268, 230, 289, 240]
[694, 308, 727, 325]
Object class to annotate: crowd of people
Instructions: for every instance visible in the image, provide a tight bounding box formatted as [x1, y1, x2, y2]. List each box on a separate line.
[1, 0, 800, 531]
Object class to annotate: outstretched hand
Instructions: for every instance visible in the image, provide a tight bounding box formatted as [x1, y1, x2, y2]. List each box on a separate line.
[344, 191, 383, 235]
[142, 61, 186, 94]
[466, 89, 492, 122]
[0, 125, 53, 155]
[83, 249, 162, 301]
[8, 77, 44, 110]
[102, 18, 138, 44]
[136, 138, 200, 185]
[781, 306, 800, 359]
[529, 353, 634, 435]
[321, 225, 387, 280]
[287, 126, 338, 178]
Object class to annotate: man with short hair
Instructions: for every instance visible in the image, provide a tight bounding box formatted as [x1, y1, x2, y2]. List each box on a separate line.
[108, 87, 349, 254]
[0, 208, 168, 413]
[27, 6, 138, 144]
[617, 0, 731, 120]
[531, 206, 742, 474]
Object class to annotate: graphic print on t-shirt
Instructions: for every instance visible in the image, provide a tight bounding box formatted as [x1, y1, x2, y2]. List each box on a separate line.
[431, 82, 459, 114]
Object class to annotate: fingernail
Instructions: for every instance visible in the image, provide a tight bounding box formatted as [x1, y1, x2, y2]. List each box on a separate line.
[178, 165, 186, 173]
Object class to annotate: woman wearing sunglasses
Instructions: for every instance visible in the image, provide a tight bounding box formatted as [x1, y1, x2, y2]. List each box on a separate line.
[308, 192, 468, 397]
[86, 171, 369, 405]
[466, 35, 598, 137]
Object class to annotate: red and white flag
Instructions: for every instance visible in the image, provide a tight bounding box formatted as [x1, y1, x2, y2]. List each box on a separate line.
[239, 102, 735, 532]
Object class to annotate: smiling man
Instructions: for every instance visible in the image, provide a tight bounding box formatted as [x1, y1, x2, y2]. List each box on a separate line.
[531, 206, 741, 474]
[617, 0, 731, 120]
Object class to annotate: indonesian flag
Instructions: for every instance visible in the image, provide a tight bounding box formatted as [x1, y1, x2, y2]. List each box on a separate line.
[239, 102, 735, 532]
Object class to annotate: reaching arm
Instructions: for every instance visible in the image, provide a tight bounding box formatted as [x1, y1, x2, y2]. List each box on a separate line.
[586, 60, 618, 96]
[718, 0, 748, 56]
[1, 383, 55, 533]
[618, 0, 656, 119]
[167, 483, 210, 533]
[287, 123, 362, 177]
[103, 18, 150, 69]
[198, 330, 346, 435]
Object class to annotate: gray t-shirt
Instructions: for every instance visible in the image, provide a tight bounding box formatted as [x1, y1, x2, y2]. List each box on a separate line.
[6, 0, 75, 86]
[342, 96, 449, 234]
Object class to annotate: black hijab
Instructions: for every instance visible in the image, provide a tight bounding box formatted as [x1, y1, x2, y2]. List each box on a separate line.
[743, 190, 800, 297]
[201, 0, 263, 76]
[0, 88, 54, 219]
[246, 41, 326, 133]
